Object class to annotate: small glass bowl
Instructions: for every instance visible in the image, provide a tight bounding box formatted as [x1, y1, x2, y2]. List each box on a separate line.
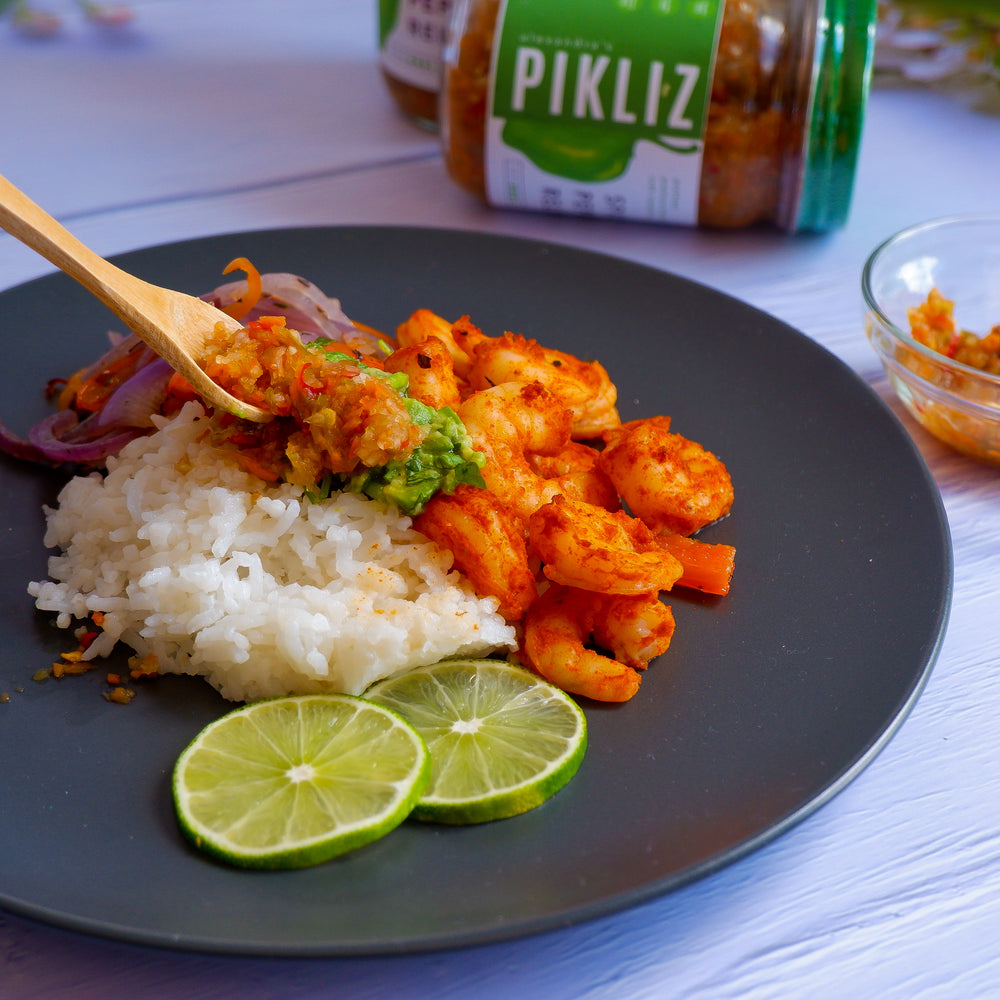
[863, 214, 1000, 464]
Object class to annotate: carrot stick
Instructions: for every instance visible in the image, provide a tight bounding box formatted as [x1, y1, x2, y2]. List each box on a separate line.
[658, 532, 735, 596]
[220, 256, 263, 321]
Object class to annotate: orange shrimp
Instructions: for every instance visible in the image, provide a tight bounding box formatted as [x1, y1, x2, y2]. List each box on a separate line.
[528, 495, 682, 595]
[467, 332, 620, 438]
[547, 469, 621, 511]
[413, 484, 537, 621]
[457, 381, 573, 518]
[395, 309, 486, 382]
[598, 417, 734, 536]
[522, 585, 674, 702]
[525, 440, 601, 479]
[527, 441, 621, 511]
[589, 590, 676, 670]
[383, 337, 462, 410]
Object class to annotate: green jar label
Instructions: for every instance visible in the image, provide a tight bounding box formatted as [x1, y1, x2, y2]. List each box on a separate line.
[379, 0, 453, 92]
[486, 0, 724, 222]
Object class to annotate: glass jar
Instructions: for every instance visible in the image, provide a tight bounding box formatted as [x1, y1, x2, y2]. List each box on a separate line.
[441, 0, 877, 231]
[378, 0, 454, 129]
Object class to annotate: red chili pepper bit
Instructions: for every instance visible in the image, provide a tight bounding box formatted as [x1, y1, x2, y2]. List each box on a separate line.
[247, 316, 288, 338]
[78, 630, 100, 651]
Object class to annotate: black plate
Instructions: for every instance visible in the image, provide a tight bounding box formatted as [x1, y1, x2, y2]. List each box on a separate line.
[0, 226, 951, 956]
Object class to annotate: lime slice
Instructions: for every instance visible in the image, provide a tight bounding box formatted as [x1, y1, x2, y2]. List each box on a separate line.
[172, 694, 430, 869]
[366, 659, 587, 825]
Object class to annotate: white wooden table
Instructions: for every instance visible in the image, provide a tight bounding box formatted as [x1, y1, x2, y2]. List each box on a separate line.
[2, 2, 1000, 997]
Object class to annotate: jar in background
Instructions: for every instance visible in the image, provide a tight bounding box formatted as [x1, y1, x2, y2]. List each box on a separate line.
[441, 0, 877, 231]
[379, 0, 454, 129]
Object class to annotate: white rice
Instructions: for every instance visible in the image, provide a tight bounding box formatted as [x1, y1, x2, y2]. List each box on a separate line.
[28, 401, 516, 701]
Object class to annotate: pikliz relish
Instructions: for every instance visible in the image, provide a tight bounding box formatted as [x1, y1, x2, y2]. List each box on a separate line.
[441, 0, 877, 231]
[379, 0, 454, 128]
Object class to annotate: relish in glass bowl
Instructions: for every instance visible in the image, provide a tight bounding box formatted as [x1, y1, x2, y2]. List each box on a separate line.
[864, 214, 1000, 464]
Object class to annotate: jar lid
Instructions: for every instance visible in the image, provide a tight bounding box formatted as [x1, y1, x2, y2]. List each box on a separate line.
[793, 0, 878, 232]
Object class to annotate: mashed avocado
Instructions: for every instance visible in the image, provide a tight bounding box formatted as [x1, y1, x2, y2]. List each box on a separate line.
[347, 397, 485, 515]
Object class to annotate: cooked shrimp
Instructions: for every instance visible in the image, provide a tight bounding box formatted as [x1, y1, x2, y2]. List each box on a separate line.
[601, 413, 672, 447]
[590, 590, 675, 670]
[384, 337, 462, 410]
[523, 585, 640, 701]
[395, 308, 452, 348]
[528, 495, 682, 594]
[597, 417, 734, 536]
[527, 441, 620, 511]
[458, 382, 572, 517]
[413, 484, 537, 621]
[395, 309, 486, 381]
[526, 440, 600, 478]
[547, 468, 621, 510]
[467, 333, 620, 438]
[523, 584, 672, 702]
[459, 380, 571, 455]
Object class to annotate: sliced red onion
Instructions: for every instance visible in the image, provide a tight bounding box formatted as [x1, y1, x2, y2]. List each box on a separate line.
[96, 357, 173, 428]
[204, 273, 389, 353]
[71, 331, 149, 386]
[26, 410, 144, 464]
[0, 418, 50, 463]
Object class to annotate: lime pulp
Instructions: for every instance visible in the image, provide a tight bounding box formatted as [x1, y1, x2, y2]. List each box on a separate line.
[366, 658, 587, 824]
[172, 694, 430, 869]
